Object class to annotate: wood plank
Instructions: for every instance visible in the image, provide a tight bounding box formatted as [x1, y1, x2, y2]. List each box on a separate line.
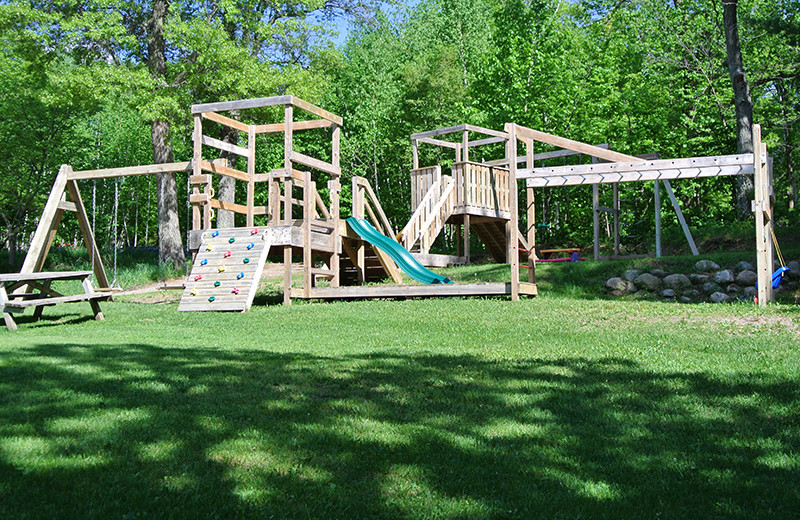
[201, 111, 250, 132]
[66, 181, 110, 289]
[253, 119, 335, 134]
[417, 137, 462, 150]
[0, 270, 92, 283]
[515, 125, 637, 163]
[4, 292, 110, 308]
[210, 199, 267, 215]
[68, 161, 192, 181]
[191, 95, 293, 114]
[663, 180, 698, 256]
[200, 160, 249, 182]
[295, 282, 535, 299]
[290, 151, 341, 176]
[485, 144, 611, 166]
[525, 164, 753, 187]
[289, 96, 343, 125]
[411, 124, 467, 140]
[21, 166, 69, 275]
[57, 200, 77, 212]
[468, 136, 506, 147]
[463, 124, 508, 140]
[201, 135, 248, 157]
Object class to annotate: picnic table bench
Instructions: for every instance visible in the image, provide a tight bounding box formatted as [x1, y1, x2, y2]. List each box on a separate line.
[538, 248, 582, 259]
[0, 271, 111, 331]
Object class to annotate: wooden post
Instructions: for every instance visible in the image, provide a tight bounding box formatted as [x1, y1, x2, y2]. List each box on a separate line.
[412, 139, 419, 170]
[663, 180, 698, 256]
[593, 185, 600, 261]
[283, 103, 294, 305]
[21, 166, 70, 274]
[462, 130, 469, 163]
[66, 180, 110, 289]
[303, 173, 313, 298]
[330, 123, 341, 287]
[246, 126, 256, 227]
[505, 123, 520, 301]
[192, 115, 203, 231]
[463, 214, 470, 264]
[352, 176, 365, 283]
[612, 183, 620, 256]
[654, 180, 661, 257]
[524, 137, 535, 282]
[753, 124, 773, 307]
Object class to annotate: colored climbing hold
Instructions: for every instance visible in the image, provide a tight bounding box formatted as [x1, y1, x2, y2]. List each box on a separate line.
[232, 287, 240, 295]
[190, 288, 198, 296]
[214, 281, 221, 287]
[224, 250, 232, 258]
[247, 242, 254, 250]
[237, 272, 244, 280]
[208, 296, 216, 302]
[243, 258, 250, 264]
[218, 265, 226, 272]
[194, 274, 203, 281]
[206, 244, 213, 251]
[200, 258, 208, 266]
[212, 230, 219, 237]
[251, 228, 258, 235]
[228, 237, 235, 243]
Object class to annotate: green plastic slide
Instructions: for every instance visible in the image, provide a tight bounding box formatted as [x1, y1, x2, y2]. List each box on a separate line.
[346, 217, 453, 285]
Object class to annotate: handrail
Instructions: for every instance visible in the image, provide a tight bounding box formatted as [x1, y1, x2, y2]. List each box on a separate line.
[399, 179, 441, 248]
[352, 176, 395, 237]
[418, 177, 455, 254]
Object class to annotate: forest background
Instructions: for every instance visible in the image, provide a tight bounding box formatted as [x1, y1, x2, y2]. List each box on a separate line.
[0, 0, 797, 268]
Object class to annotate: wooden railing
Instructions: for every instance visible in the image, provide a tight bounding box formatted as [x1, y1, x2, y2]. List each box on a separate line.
[410, 165, 441, 210]
[451, 162, 510, 218]
[352, 176, 395, 238]
[399, 175, 455, 253]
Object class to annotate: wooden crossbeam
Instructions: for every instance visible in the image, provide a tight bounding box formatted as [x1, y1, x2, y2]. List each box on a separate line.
[524, 154, 755, 187]
[515, 125, 637, 163]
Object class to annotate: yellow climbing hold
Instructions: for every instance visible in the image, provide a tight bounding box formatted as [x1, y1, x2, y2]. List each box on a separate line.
[218, 265, 226, 272]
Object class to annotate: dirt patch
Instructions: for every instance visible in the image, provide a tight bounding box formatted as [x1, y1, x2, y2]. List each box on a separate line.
[634, 310, 800, 334]
[118, 262, 302, 301]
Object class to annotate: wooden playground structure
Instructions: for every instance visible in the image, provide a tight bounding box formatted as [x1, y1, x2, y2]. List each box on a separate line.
[2, 95, 777, 328]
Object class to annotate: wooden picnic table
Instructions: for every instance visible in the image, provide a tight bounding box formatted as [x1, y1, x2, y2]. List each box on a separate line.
[0, 271, 110, 331]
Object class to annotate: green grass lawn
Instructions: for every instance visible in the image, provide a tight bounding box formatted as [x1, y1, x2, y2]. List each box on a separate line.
[2, 284, 800, 518]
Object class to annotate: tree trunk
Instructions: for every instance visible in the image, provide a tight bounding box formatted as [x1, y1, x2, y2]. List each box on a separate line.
[722, 0, 755, 218]
[216, 116, 239, 229]
[148, 0, 185, 265]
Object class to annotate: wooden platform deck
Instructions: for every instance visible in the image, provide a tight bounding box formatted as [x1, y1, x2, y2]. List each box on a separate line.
[291, 282, 537, 300]
[189, 221, 335, 253]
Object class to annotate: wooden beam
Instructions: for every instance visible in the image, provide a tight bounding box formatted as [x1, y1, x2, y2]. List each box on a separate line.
[209, 199, 266, 215]
[485, 144, 611, 166]
[464, 124, 508, 140]
[191, 95, 293, 114]
[68, 161, 193, 181]
[663, 180, 698, 256]
[291, 151, 341, 176]
[505, 123, 520, 301]
[468, 136, 507, 147]
[253, 119, 335, 133]
[200, 160, 249, 182]
[417, 137, 462, 150]
[201, 111, 250, 133]
[66, 180, 110, 289]
[290, 96, 343, 125]
[654, 180, 661, 257]
[411, 124, 468, 140]
[21, 166, 70, 274]
[515, 125, 637, 163]
[201, 135, 248, 157]
[57, 200, 77, 212]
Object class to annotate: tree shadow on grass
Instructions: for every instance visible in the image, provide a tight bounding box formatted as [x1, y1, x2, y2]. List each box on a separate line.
[0, 344, 798, 519]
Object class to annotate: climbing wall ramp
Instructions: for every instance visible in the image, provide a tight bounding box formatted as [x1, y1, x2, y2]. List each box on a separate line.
[178, 228, 275, 312]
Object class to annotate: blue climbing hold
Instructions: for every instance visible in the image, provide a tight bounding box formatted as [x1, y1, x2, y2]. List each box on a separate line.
[243, 258, 250, 264]
[214, 281, 221, 287]
[208, 296, 216, 302]
[200, 258, 208, 266]
[212, 230, 219, 237]
[229, 237, 235, 243]
[247, 242, 254, 250]
[237, 272, 244, 279]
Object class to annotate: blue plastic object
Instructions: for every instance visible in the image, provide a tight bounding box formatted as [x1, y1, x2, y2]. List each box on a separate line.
[773, 266, 790, 288]
[212, 230, 219, 237]
[345, 217, 452, 284]
[200, 258, 208, 266]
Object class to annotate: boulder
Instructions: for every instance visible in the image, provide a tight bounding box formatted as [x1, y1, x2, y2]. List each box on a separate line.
[683, 289, 700, 299]
[726, 283, 742, 294]
[689, 273, 710, 285]
[606, 277, 625, 291]
[743, 286, 757, 300]
[695, 260, 720, 272]
[634, 273, 662, 291]
[710, 292, 731, 303]
[663, 273, 692, 290]
[679, 296, 693, 304]
[713, 269, 735, 285]
[662, 289, 676, 299]
[650, 269, 668, 278]
[702, 281, 722, 294]
[735, 270, 757, 286]
[624, 269, 642, 282]
[735, 261, 755, 272]
[787, 261, 800, 279]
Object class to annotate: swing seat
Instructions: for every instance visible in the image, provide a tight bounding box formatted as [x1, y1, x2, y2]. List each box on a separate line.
[772, 266, 790, 289]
